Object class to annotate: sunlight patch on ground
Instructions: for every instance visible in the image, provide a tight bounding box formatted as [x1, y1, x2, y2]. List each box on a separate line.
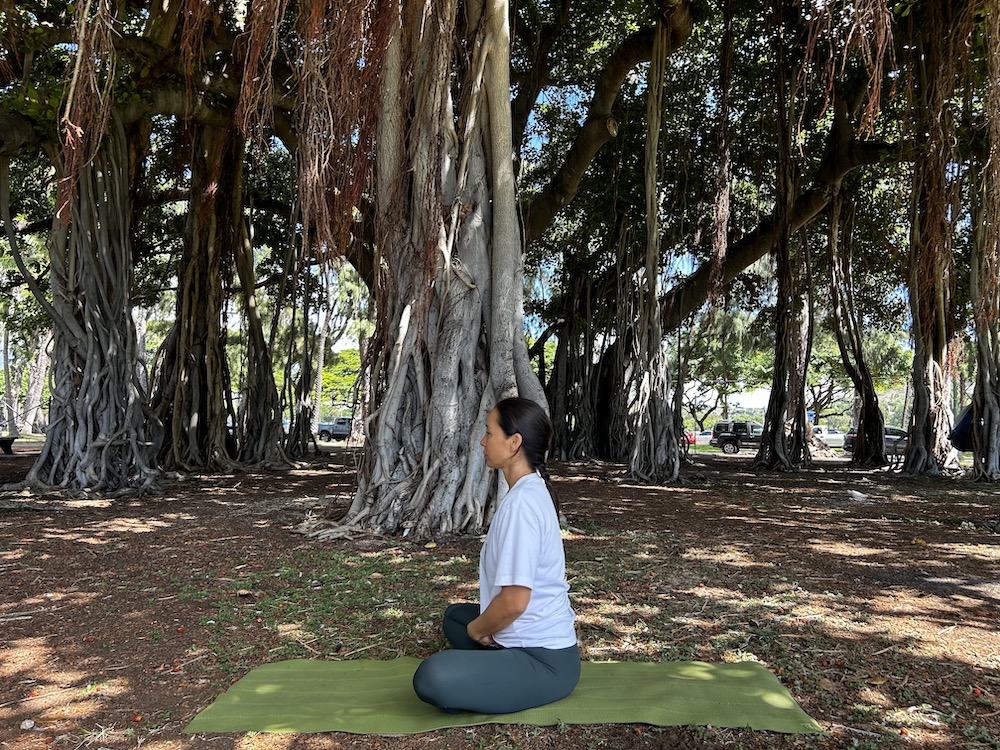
[276, 622, 308, 639]
[593, 602, 660, 618]
[562, 531, 612, 542]
[0, 637, 88, 681]
[690, 584, 739, 600]
[6, 590, 101, 615]
[41, 515, 185, 543]
[807, 540, 894, 558]
[855, 688, 895, 707]
[679, 545, 766, 569]
[933, 541, 1000, 562]
[833, 594, 997, 669]
[233, 729, 299, 750]
[0, 638, 123, 731]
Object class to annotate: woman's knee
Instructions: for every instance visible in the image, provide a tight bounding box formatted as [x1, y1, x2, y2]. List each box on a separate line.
[412, 656, 450, 709]
[442, 603, 479, 649]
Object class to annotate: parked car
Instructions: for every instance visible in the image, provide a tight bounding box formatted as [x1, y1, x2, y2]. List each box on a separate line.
[710, 420, 764, 454]
[684, 430, 696, 445]
[317, 416, 352, 441]
[695, 429, 713, 445]
[843, 425, 908, 455]
[812, 425, 846, 449]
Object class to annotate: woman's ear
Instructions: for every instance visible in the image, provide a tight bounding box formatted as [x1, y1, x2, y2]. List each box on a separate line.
[507, 432, 523, 455]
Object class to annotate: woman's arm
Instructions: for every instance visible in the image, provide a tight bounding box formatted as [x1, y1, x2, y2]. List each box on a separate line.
[467, 585, 531, 646]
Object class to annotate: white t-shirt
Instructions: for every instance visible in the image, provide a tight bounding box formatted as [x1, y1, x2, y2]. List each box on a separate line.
[479, 472, 577, 649]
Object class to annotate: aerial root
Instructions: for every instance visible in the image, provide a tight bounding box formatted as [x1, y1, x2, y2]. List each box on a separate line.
[294, 507, 379, 542]
[0, 477, 159, 501]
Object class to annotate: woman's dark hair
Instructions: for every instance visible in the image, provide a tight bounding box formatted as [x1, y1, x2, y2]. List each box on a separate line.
[494, 397, 559, 515]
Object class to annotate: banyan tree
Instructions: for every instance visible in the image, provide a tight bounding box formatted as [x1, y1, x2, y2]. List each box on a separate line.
[7, 0, 1000, 513]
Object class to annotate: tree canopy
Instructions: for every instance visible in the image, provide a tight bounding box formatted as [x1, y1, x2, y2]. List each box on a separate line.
[2, 0, 1000, 529]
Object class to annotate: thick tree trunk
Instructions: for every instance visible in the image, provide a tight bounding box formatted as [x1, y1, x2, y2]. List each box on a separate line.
[2, 117, 159, 494]
[286, 276, 317, 457]
[233, 177, 287, 466]
[755, 245, 809, 470]
[151, 123, 240, 470]
[628, 18, 678, 483]
[901, 12, 957, 476]
[311, 0, 529, 540]
[548, 275, 598, 460]
[970, 4, 1000, 480]
[972, 318, 1000, 479]
[828, 192, 888, 467]
[754, 2, 808, 471]
[904, 166, 955, 475]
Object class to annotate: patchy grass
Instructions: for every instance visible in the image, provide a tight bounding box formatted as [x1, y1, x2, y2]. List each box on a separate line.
[1, 451, 998, 750]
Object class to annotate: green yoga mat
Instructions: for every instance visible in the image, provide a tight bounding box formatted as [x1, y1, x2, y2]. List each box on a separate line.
[184, 658, 823, 736]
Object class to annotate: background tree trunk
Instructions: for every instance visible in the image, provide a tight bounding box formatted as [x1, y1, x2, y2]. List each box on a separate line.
[151, 123, 240, 470]
[547, 274, 598, 460]
[312, 303, 333, 435]
[5, 117, 159, 493]
[233, 167, 287, 466]
[902, 6, 958, 476]
[970, 5, 1000, 480]
[1, 326, 18, 435]
[628, 18, 678, 483]
[20, 331, 50, 433]
[828, 191, 887, 466]
[755, 0, 807, 470]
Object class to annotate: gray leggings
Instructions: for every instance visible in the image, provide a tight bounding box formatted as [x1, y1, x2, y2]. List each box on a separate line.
[412, 603, 581, 714]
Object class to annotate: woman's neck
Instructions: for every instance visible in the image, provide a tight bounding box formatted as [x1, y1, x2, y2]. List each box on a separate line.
[502, 459, 534, 489]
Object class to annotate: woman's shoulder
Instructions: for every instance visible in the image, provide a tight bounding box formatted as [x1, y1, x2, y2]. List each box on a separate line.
[503, 473, 553, 513]
[507, 471, 547, 496]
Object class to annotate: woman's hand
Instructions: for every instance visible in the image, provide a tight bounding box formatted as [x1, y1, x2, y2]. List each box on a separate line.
[466, 618, 496, 646]
[467, 585, 531, 646]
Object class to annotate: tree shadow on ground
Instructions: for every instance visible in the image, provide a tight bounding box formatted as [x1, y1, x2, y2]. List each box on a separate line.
[0, 450, 997, 750]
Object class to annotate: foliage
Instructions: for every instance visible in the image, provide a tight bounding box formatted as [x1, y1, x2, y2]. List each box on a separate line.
[0, 0, 999, 494]
[319, 348, 361, 417]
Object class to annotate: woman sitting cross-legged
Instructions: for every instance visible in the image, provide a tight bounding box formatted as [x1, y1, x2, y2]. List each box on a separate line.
[412, 397, 580, 714]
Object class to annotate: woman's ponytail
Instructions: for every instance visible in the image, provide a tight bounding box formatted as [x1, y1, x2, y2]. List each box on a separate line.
[494, 397, 560, 516]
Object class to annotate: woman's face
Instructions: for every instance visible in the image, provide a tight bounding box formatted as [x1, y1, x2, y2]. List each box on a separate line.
[481, 408, 516, 469]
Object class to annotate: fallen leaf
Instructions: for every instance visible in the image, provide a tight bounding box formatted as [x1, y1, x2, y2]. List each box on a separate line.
[866, 677, 888, 685]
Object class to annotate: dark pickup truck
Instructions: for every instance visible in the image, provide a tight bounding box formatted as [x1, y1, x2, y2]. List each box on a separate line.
[709, 420, 764, 454]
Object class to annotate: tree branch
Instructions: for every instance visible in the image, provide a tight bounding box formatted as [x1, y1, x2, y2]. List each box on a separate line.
[522, 1, 695, 244]
[660, 137, 903, 332]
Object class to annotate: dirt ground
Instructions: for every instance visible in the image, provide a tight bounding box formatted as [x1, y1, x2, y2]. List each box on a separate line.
[1, 446, 998, 750]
